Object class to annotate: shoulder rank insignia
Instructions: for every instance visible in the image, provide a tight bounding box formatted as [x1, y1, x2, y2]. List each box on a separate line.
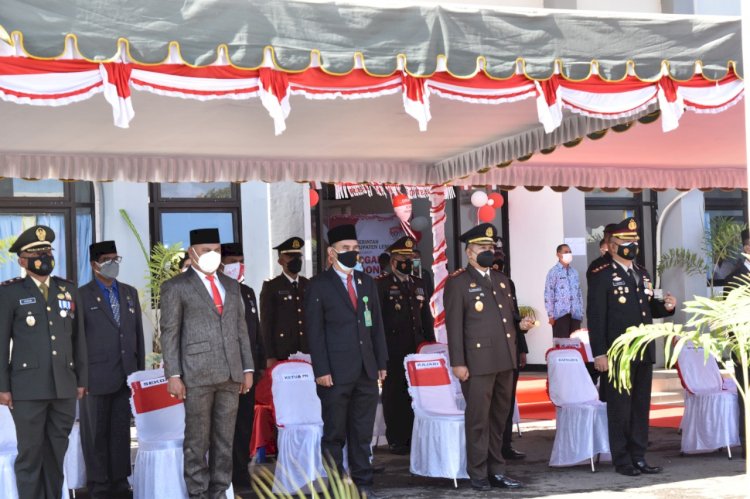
[1, 276, 23, 286]
[449, 268, 466, 278]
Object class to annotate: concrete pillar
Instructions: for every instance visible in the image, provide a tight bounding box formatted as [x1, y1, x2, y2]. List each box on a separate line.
[509, 188, 565, 365]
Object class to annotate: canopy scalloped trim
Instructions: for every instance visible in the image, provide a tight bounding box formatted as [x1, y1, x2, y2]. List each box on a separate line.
[0, 29, 742, 83]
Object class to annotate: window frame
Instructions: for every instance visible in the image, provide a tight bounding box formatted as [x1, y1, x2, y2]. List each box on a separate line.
[0, 180, 95, 283]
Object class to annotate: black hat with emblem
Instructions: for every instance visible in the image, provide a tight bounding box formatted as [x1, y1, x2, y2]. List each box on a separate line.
[190, 228, 220, 246]
[9, 225, 55, 254]
[221, 242, 244, 258]
[459, 223, 499, 245]
[386, 236, 416, 255]
[327, 224, 357, 245]
[89, 240, 118, 261]
[610, 217, 640, 241]
[273, 237, 304, 254]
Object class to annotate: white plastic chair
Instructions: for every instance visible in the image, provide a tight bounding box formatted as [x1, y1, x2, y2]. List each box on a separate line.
[270, 360, 325, 494]
[546, 348, 610, 471]
[570, 329, 594, 363]
[417, 342, 466, 411]
[404, 353, 468, 486]
[675, 341, 740, 458]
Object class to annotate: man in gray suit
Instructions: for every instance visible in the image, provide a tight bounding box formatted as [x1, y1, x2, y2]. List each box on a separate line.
[0, 225, 87, 499]
[78, 240, 145, 498]
[161, 228, 255, 499]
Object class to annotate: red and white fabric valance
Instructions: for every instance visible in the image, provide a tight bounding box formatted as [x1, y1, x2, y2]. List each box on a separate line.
[0, 56, 742, 136]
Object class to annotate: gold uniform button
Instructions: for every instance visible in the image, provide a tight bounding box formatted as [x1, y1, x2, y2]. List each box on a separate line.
[642, 312, 646, 317]
[476, 343, 481, 348]
[280, 333, 285, 337]
[502, 318, 507, 323]
[51, 335, 56, 340]
[46, 306, 51, 311]
[639, 299, 643, 304]
[299, 332, 304, 336]
[22, 363, 27, 368]
[49, 321, 53, 326]
[52, 350, 57, 356]
[506, 334, 511, 338]
[297, 309, 302, 313]
[298, 321, 303, 325]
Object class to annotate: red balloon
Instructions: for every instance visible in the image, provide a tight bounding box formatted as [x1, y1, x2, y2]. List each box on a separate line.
[488, 192, 504, 209]
[478, 205, 496, 222]
[309, 189, 320, 207]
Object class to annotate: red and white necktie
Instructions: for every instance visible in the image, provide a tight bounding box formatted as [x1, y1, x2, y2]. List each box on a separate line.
[205, 274, 223, 315]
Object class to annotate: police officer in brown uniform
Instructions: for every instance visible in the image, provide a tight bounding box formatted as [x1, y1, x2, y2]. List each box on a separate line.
[259, 236, 308, 368]
[376, 236, 434, 454]
[444, 223, 523, 491]
[0, 225, 88, 499]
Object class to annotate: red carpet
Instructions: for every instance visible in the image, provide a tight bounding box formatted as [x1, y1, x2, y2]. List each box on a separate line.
[516, 377, 683, 429]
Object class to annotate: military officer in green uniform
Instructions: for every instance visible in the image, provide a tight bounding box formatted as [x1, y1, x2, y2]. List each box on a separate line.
[444, 223, 523, 492]
[0, 225, 88, 499]
[376, 236, 434, 454]
[260, 236, 309, 368]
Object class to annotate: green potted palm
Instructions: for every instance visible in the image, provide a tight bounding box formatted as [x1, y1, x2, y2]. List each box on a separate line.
[608, 273, 750, 476]
[656, 216, 747, 297]
[120, 209, 184, 367]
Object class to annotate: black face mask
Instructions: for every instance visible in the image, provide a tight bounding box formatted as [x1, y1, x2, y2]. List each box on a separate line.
[336, 250, 359, 270]
[616, 242, 638, 261]
[396, 259, 413, 275]
[476, 250, 495, 269]
[26, 254, 55, 276]
[287, 257, 303, 274]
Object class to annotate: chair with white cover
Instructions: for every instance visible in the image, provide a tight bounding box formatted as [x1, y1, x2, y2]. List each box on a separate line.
[546, 348, 610, 471]
[675, 341, 740, 458]
[0, 406, 18, 499]
[417, 342, 466, 411]
[271, 360, 325, 495]
[404, 353, 467, 486]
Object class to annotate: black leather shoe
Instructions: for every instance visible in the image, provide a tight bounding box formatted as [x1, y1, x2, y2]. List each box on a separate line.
[372, 464, 386, 474]
[470, 478, 492, 491]
[633, 459, 662, 474]
[615, 464, 641, 476]
[501, 447, 526, 460]
[488, 474, 524, 489]
[359, 485, 387, 499]
[388, 443, 410, 455]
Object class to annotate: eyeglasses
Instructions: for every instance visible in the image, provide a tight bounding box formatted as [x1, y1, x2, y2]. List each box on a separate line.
[100, 256, 123, 264]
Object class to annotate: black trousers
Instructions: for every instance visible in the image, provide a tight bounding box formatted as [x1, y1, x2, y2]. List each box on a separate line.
[232, 381, 257, 485]
[317, 370, 378, 487]
[80, 384, 132, 497]
[11, 397, 76, 499]
[381, 366, 413, 447]
[735, 358, 747, 458]
[604, 361, 652, 467]
[552, 314, 581, 339]
[501, 368, 519, 449]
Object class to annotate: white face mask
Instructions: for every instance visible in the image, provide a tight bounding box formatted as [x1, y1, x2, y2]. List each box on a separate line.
[561, 253, 573, 264]
[222, 262, 245, 282]
[192, 248, 221, 274]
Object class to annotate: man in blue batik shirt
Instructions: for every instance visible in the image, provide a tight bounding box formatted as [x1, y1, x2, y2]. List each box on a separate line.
[544, 244, 583, 338]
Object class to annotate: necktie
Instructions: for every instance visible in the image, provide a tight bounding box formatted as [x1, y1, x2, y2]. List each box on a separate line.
[346, 273, 357, 310]
[206, 274, 223, 314]
[39, 282, 48, 301]
[628, 268, 637, 285]
[107, 286, 121, 326]
[292, 281, 298, 292]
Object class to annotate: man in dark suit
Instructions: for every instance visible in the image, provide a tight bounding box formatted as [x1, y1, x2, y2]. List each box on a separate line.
[588, 217, 677, 476]
[376, 236, 433, 455]
[220, 242, 265, 488]
[491, 246, 532, 460]
[586, 223, 616, 281]
[723, 229, 749, 459]
[259, 236, 309, 369]
[444, 223, 523, 492]
[305, 224, 388, 499]
[78, 240, 145, 498]
[161, 228, 255, 499]
[0, 225, 87, 499]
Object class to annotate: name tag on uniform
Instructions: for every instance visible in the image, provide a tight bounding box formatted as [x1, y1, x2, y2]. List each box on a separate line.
[19, 297, 36, 305]
[364, 309, 373, 327]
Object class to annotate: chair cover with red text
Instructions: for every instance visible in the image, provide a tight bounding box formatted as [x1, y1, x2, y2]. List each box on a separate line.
[675, 341, 740, 456]
[417, 342, 466, 411]
[404, 353, 468, 480]
[570, 329, 594, 363]
[270, 360, 325, 494]
[546, 348, 610, 468]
